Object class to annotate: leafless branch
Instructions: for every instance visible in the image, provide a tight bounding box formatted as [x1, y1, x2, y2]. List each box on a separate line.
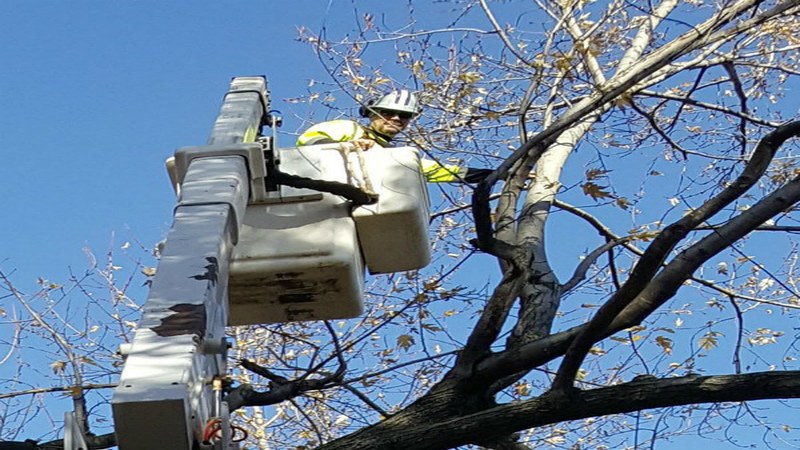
[0, 383, 117, 401]
[478, 0, 533, 67]
[0, 271, 91, 434]
[341, 384, 391, 418]
[552, 120, 800, 391]
[561, 237, 631, 294]
[351, 28, 497, 44]
[630, 100, 689, 158]
[722, 61, 750, 154]
[728, 295, 744, 374]
[640, 89, 781, 128]
[316, 371, 800, 450]
[665, 66, 707, 133]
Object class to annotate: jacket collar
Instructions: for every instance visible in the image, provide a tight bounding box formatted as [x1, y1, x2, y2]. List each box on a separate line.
[363, 124, 393, 147]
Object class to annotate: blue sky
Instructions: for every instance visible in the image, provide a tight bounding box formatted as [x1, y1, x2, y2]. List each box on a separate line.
[0, 2, 351, 291]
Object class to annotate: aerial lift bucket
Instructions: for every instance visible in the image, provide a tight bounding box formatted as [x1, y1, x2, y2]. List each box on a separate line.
[227, 143, 431, 325]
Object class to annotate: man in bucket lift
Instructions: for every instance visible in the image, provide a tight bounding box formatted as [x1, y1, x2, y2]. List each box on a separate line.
[296, 90, 492, 183]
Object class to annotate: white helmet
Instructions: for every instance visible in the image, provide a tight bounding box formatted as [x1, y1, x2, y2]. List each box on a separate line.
[360, 90, 421, 118]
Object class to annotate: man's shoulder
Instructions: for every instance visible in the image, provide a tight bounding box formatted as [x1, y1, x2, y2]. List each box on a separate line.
[297, 119, 365, 145]
[311, 119, 360, 128]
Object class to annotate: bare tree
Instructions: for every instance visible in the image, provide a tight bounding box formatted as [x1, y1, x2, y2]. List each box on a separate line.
[0, 240, 148, 449]
[258, 1, 800, 449]
[4, 1, 800, 449]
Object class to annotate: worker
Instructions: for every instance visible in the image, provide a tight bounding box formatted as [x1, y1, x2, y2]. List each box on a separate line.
[296, 90, 492, 183]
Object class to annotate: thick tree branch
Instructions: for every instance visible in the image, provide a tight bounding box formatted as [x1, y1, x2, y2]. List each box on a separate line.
[552, 120, 800, 391]
[553, 199, 800, 307]
[618, 0, 679, 73]
[226, 356, 346, 410]
[477, 177, 800, 383]
[614, 169, 800, 327]
[507, 113, 604, 352]
[629, 0, 800, 91]
[314, 371, 800, 450]
[452, 264, 528, 376]
[471, 141, 550, 261]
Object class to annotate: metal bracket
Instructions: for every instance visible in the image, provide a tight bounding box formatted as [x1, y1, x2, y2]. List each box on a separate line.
[173, 143, 269, 205]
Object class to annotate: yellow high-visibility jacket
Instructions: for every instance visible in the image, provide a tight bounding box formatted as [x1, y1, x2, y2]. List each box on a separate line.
[296, 120, 466, 183]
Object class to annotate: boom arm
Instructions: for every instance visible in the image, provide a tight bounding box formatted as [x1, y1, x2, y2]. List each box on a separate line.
[111, 77, 270, 450]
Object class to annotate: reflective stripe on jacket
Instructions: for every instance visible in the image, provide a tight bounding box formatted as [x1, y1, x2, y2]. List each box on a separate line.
[296, 120, 465, 183]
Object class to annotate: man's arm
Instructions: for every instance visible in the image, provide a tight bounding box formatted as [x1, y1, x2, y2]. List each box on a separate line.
[298, 123, 490, 184]
[421, 159, 492, 183]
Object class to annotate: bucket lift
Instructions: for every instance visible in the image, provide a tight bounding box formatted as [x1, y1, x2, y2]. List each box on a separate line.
[108, 76, 430, 449]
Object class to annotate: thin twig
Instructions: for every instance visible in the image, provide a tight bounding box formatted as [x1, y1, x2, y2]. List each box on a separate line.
[478, 0, 533, 67]
[728, 294, 744, 374]
[0, 383, 117, 401]
[341, 384, 391, 418]
[561, 237, 631, 294]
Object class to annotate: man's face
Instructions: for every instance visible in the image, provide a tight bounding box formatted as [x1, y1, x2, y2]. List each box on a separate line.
[369, 109, 412, 137]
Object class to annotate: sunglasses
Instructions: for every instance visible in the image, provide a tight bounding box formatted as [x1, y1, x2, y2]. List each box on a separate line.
[374, 109, 415, 120]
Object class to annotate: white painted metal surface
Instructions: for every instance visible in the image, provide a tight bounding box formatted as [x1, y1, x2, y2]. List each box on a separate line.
[112, 157, 248, 450]
[227, 146, 365, 325]
[348, 146, 431, 274]
[227, 144, 430, 324]
[300, 144, 431, 274]
[113, 76, 269, 450]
